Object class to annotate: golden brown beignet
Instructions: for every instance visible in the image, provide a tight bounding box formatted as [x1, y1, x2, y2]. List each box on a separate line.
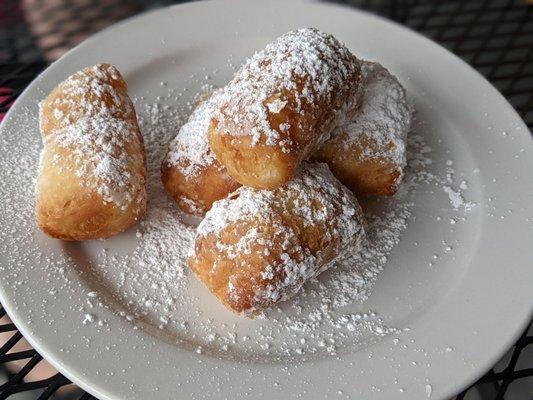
[36, 64, 146, 241]
[161, 91, 240, 216]
[314, 61, 411, 196]
[39, 63, 137, 135]
[188, 162, 365, 315]
[208, 28, 363, 189]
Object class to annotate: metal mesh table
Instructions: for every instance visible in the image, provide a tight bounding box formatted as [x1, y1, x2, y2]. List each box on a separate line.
[0, 1, 532, 398]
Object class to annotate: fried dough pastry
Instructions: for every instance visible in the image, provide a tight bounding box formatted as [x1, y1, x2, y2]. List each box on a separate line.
[36, 64, 147, 240]
[39, 63, 137, 134]
[314, 61, 411, 196]
[208, 28, 363, 189]
[161, 91, 240, 216]
[188, 162, 365, 315]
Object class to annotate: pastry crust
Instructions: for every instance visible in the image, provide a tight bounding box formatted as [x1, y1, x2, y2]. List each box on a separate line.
[36, 64, 147, 240]
[314, 61, 411, 196]
[188, 163, 365, 315]
[40, 64, 137, 135]
[208, 28, 363, 189]
[161, 91, 240, 216]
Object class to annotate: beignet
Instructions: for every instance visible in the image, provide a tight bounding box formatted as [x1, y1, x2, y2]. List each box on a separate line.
[36, 64, 146, 240]
[208, 28, 363, 189]
[188, 162, 365, 315]
[314, 61, 411, 196]
[39, 63, 137, 135]
[161, 91, 240, 216]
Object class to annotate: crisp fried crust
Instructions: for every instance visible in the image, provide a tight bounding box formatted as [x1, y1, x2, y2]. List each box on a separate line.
[208, 28, 362, 189]
[188, 163, 365, 315]
[315, 131, 403, 196]
[36, 64, 147, 241]
[162, 160, 240, 216]
[161, 92, 240, 216]
[314, 61, 411, 196]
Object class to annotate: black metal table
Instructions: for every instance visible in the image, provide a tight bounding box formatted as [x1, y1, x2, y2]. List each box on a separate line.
[0, 1, 532, 399]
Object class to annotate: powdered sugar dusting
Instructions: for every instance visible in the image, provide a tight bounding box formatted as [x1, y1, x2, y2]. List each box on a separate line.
[443, 185, 476, 210]
[194, 162, 365, 314]
[42, 116, 141, 207]
[333, 61, 411, 167]
[215, 28, 361, 150]
[37, 64, 144, 209]
[40, 64, 134, 134]
[164, 90, 223, 177]
[74, 95, 436, 359]
[0, 64, 480, 364]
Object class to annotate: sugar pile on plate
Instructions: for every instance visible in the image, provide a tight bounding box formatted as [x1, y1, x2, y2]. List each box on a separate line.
[66, 85, 436, 360]
[0, 73, 477, 362]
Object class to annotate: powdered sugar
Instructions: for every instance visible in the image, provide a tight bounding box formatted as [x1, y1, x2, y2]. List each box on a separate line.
[0, 79, 431, 361]
[46, 87, 430, 359]
[443, 186, 468, 210]
[214, 28, 361, 151]
[43, 116, 141, 207]
[37, 64, 143, 208]
[442, 179, 476, 210]
[332, 61, 411, 167]
[40, 64, 134, 134]
[194, 162, 365, 313]
[197, 163, 360, 238]
[164, 90, 223, 177]
[0, 61, 478, 363]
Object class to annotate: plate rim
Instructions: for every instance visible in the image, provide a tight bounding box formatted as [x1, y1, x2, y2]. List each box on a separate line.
[0, 1, 532, 399]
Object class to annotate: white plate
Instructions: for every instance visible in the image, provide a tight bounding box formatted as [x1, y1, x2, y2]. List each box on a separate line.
[0, 1, 532, 399]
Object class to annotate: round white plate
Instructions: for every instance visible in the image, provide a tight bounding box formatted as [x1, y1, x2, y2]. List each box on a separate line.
[0, 1, 532, 399]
